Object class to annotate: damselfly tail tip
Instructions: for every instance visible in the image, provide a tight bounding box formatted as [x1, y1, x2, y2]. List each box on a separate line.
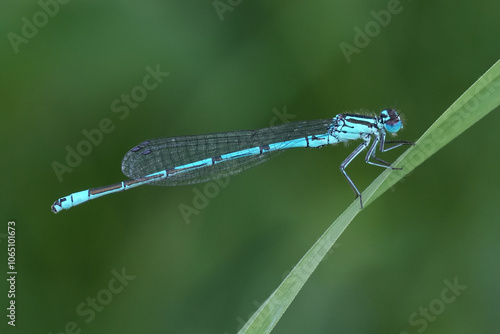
[51, 199, 64, 214]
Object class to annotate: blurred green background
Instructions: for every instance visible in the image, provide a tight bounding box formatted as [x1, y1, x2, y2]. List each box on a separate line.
[1, 1, 499, 333]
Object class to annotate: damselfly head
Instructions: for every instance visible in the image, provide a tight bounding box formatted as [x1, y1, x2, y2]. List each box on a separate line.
[380, 109, 403, 133]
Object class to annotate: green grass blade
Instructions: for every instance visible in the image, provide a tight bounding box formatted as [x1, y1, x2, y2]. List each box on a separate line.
[237, 59, 500, 334]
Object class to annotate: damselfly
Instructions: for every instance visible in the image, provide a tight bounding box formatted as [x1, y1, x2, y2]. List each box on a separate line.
[51, 109, 414, 213]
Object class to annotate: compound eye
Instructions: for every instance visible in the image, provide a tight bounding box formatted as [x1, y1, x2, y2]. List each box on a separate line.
[381, 109, 403, 133]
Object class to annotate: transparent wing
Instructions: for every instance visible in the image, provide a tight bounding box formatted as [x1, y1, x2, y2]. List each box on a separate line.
[121, 119, 335, 186]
